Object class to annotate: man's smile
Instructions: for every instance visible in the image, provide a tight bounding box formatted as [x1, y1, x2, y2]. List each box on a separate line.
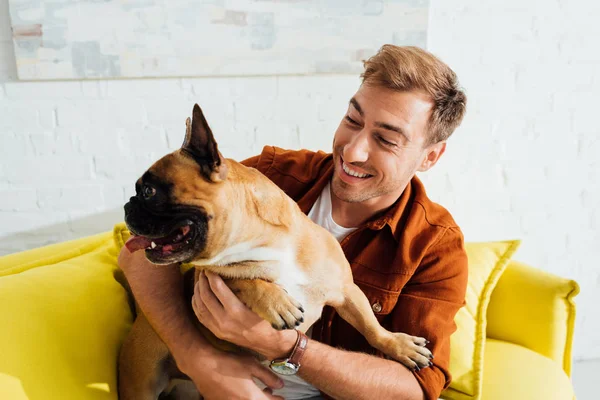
[338, 156, 374, 184]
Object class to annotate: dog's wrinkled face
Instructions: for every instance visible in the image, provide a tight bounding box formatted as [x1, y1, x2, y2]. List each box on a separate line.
[123, 104, 228, 265]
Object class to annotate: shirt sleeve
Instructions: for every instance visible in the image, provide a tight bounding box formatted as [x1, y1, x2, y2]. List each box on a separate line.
[239, 146, 276, 174]
[239, 154, 260, 169]
[390, 226, 468, 400]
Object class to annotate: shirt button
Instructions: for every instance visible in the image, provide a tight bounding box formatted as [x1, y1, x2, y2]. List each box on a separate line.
[372, 302, 382, 313]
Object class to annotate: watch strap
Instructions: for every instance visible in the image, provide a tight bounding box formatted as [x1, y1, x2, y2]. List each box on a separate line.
[288, 330, 308, 367]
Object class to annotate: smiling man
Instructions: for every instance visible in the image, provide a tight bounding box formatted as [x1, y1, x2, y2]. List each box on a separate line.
[119, 45, 468, 400]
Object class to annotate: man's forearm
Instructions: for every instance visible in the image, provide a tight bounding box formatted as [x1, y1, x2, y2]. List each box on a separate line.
[190, 270, 426, 399]
[298, 339, 424, 400]
[121, 258, 211, 366]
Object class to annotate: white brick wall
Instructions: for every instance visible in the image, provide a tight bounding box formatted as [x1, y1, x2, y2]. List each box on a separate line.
[425, 0, 600, 362]
[1, 0, 599, 361]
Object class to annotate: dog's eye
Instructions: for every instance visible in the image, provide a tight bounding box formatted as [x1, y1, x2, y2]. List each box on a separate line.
[142, 184, 156, 199]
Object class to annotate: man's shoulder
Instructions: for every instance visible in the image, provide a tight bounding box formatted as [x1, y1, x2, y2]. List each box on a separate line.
[410, 176, 461, 231]
[247, 145, 333, 182]
[399, 177, 467, 281]
[395, 176, 465, 262]
[240, 146, 334, 204]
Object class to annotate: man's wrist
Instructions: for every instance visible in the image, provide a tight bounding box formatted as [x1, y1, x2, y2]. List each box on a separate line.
[263, 329, 302, 361]
[174, 336, 220, 374]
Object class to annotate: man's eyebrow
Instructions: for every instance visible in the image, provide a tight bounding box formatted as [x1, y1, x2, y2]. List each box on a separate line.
[350, 96, 411, 142]
[349, 97, 363, 116]
[375, 122, 411, 142]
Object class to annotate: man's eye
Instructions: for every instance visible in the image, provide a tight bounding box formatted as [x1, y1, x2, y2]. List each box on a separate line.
[345, 116, 359, 125]
[377, 135, 396, 147]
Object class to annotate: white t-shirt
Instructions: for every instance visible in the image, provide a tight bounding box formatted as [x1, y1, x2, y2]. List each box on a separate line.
[259, 182, 357, 399]
[307, 182, 358, 242]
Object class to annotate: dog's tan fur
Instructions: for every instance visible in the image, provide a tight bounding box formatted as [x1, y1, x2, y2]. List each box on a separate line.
[118, 104, 432, 400]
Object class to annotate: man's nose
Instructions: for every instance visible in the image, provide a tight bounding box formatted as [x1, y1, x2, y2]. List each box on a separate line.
[343, 131, 369, 163]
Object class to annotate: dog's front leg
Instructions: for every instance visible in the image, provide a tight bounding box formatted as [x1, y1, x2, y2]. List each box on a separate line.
[331, 283, 433, 371]
[225, 278, 305, 330]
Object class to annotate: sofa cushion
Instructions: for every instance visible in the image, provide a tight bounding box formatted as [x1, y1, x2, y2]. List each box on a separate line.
[442, 240, 520, 400]
[0, 230, 133, 400]
[481, 339, 574, 400]
[486, 260, 579, 375]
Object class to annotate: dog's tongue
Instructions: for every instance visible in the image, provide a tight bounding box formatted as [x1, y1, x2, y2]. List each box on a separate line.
[125, 235, 152, 253]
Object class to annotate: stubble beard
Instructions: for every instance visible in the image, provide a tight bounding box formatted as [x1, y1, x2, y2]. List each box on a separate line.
[331, 144, 419, 204]
[331, 163, 407, 204]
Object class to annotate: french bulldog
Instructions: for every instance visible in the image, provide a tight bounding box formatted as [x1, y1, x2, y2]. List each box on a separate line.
[118, 104, 432, 399]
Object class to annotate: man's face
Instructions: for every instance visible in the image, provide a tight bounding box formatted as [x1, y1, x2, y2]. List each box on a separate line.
[331, 84, 443, 204]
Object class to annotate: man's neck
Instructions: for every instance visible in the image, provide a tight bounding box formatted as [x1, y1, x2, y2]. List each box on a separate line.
[329, 184, 405, 228]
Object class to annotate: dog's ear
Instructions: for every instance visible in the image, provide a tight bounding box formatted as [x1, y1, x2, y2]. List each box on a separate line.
[182, 104, 228, 182]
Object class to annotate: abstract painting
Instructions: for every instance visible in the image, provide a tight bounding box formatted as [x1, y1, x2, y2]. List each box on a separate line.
[8, 0, 430, 80]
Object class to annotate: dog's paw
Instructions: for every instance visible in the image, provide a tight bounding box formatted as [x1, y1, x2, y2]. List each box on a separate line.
[378, 332, 433, 372]
[234, 283, 304, 330]
[265, 291, 305, 331]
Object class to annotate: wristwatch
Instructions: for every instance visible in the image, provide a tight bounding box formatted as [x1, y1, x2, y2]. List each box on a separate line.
[269, 330, 308, 375]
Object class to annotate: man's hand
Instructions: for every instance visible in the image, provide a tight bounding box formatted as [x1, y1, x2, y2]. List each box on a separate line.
[118, 248, 285, 400]
[192, 271, 298, 361]
[180, 345, 285, 400]
[118, 243, 155, 274]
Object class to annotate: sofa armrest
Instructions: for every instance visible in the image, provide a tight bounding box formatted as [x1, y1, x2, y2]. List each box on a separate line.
[486, 260, 579, 376]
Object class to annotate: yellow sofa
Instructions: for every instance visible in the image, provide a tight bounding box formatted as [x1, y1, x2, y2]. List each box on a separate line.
[476, 261, 579, 400]
[0, 229, 579, 400]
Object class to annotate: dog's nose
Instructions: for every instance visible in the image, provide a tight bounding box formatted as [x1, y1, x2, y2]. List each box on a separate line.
[124, 197, 138, 216]
[124, 201, 132, 216]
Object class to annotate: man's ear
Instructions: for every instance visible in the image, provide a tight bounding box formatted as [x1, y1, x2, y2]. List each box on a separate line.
[417, 141, 446, 172]
[182, 103, 227, 182]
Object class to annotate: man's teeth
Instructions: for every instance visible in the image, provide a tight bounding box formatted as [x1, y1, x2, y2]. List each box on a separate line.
[151, 241, 157, 249]
[342, 162, 370, 178]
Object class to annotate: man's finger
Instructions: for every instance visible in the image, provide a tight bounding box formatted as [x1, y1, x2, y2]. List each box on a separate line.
[196, 271, 225, 315]
[191, 288, 207, 316]
[191, 288, 207, 318]
[263, 388, 284, 400]
[251, 361, 284, 391]
[192, 289, 220, 328]
[205, 271, 243, 311]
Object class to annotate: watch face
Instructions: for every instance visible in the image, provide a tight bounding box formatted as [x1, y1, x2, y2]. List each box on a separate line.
[270, 360, 299, 375]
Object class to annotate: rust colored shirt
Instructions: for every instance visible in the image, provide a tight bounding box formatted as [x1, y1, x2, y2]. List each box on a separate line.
[242, 146, 468, 400]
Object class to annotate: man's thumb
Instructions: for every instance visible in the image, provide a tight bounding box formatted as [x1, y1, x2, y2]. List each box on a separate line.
[252, 362, 284, 390]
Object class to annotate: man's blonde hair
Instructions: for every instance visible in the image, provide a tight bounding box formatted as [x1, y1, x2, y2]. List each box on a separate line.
[361, 45, 467, 145]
